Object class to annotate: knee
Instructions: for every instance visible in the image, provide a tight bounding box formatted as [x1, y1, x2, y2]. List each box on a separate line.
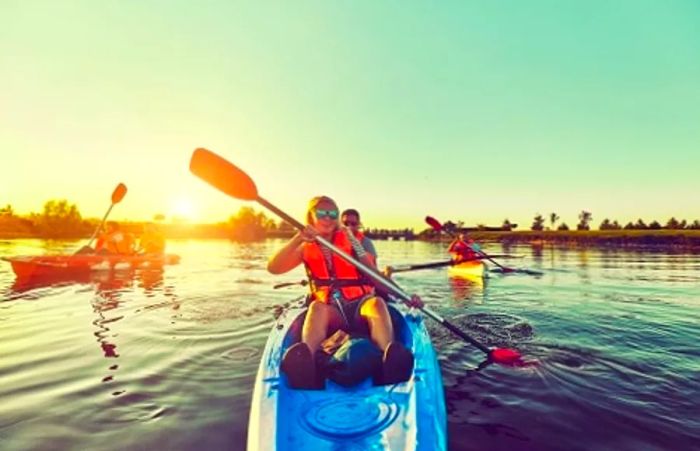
[361, 296, 389, 317]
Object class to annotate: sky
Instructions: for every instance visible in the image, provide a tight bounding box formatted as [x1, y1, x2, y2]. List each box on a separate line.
[1, 1, 699, 230]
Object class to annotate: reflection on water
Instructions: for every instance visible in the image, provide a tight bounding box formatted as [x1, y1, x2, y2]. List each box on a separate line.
[1, 239, 699, 451]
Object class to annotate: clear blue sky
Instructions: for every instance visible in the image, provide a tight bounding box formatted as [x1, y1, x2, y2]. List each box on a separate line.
[1, 1, 699, 229]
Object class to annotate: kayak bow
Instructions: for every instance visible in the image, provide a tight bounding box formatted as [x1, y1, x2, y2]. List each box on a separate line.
[247, 302, 447, 450]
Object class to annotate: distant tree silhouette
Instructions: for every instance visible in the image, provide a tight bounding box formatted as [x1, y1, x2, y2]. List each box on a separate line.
[0, 204, 14, 217]
[32, 199, 86, 238]
[665, 217, 684, 229]
[228, 207, 273, 241]
[549, 212, 559, 230]
[531, 214, 545, 231]
[557, 222, 570, 231]
[442, 220, 457, 234]
[688, 220, 700, 230]
[577, 211, 592, 230]
[634, 218, 648, 229]
[599, 219, 622, 230]
[502, 219, 516, 231]
[648, 220, 662, 230]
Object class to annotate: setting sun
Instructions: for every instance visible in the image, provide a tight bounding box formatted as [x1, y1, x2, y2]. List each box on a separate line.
[169, 197, 198, 222]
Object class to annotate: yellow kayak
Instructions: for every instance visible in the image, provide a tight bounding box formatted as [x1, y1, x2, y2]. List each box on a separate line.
[447, 260, 486, 279]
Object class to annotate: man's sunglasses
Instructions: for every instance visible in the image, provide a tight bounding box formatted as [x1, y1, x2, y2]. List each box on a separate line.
[343, 220, 360, 227]
[315, 208, 339, 220]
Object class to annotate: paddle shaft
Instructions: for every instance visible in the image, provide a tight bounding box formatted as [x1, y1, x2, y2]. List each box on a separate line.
[391, 260, 454, 273]
[258, 196, 491, 355]
[84, 203, 116, 249]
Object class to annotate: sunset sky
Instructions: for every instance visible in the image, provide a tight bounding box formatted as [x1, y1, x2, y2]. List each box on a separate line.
[2, 2, 699, 230]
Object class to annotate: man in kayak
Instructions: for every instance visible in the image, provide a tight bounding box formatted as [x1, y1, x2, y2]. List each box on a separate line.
[448, 233, 480, 263]
[137, 222, 166, 254]
[268, 195, 423, 389]
[341, 208, 377, 261]
[96, 221, 136, 255]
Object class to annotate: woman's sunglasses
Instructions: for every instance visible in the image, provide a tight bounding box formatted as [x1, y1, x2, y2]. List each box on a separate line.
[315, 208, 339, 220]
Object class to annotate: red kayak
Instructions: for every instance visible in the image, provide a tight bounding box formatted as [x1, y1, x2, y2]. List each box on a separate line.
[2, 254, 181, 279]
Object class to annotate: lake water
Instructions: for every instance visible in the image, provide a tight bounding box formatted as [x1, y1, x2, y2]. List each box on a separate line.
[1, 239, 698, 451]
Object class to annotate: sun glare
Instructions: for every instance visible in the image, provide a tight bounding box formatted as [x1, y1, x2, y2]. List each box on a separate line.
[170, 197, 198, 222]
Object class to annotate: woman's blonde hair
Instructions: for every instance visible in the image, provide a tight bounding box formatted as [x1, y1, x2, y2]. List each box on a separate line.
[306, 195, 338, 224]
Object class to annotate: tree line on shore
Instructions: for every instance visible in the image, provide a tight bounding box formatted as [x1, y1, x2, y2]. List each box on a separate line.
[1, 201, 698, 241]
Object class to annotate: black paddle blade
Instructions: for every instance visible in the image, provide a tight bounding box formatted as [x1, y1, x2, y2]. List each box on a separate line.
[425, 216, 443, 232]
[111, 183, 127, 204]
[189, 148, 258, 201]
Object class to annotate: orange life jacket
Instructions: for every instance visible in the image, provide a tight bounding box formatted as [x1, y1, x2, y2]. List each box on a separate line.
[448, 238, 478, 261]
[302, 229, 376, 303]
[97, 231, 135, 254]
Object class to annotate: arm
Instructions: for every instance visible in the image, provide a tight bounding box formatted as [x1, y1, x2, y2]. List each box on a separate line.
[362, 236, 377, 261]
[267, 233, 306, 274]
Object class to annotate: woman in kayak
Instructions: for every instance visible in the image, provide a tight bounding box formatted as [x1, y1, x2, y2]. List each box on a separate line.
[268, 195, 422, 389]
[96, 221, 136, 255]
[448, 233, 480, 263]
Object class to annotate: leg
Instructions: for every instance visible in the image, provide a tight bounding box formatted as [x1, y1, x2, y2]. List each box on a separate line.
[302, 300, 343, 354]
[359, 296, 394, 351]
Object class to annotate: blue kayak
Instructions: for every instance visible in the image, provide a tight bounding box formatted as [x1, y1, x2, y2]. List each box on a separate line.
[247, 301, 447, 450]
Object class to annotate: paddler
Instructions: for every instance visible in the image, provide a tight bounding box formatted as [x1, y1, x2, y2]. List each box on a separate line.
[448, 232, 480, 263]
[95, 221, 135, 255]
[268, 195, 423, 389]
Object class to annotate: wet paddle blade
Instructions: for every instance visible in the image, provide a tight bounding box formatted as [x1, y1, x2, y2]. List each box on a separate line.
[189, 148, 259, 201]
[111, 183, 127, 204]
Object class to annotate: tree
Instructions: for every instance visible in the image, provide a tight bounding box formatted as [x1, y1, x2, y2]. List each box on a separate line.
[32, 199, 85, 238]
[634, 218, 647, 229]
[531, 214, 545, 231]
[557, 222, 570, 231]
[577, 210, 592, 231]
[549, 212, 559, 230]
[599, 219, 622, 230]
[688, 220, 700, 230]
[228, 206, 272, 241]
[502, 219, 515, 231]
[0, 204, 14, 217]
[665, 217, 684, 229]
[442, 220, 457, 234]
[624, 221, 635, 230]
[648, 220, 662, 230]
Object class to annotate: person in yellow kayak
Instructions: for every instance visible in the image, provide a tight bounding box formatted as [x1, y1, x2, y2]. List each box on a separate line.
[448, 233, 480, 263]
[95, 221, 136, 255]
[137, 222, 166, 254]
[268, 195, 423, 389]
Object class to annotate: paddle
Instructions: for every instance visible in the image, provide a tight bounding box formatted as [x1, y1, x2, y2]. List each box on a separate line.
[189, 148, 521, 364]
[76, 183, 128, 254]
[388, 254, 524, 275]
[425, 216, 544, 276]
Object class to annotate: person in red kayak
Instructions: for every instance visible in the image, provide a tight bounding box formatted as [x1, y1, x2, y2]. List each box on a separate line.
[448, 233, 480, 263]
[268, 195, 423, 389]
[137, 222, 166, 254]
[95, 221, 135, 255]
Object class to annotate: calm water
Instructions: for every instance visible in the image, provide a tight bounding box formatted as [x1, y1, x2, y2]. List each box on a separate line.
[1, 239, 699, 451]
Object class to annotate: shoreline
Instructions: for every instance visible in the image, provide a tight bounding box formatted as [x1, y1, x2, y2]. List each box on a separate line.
[2, 229, 700, 250]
